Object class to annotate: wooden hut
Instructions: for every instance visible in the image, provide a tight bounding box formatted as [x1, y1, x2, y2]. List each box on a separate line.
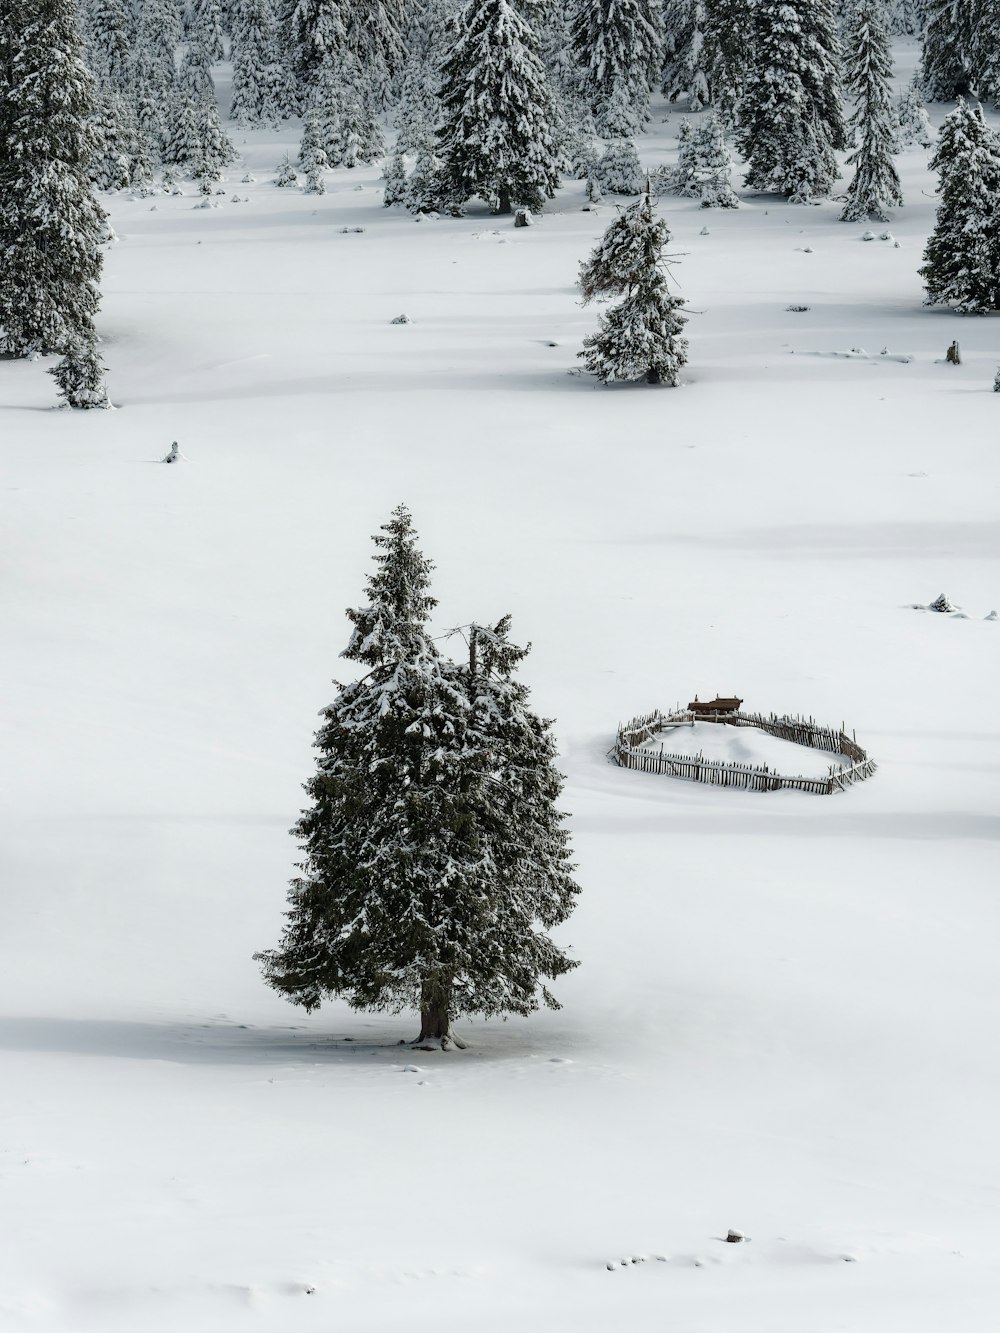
[687, 695, 743, 716]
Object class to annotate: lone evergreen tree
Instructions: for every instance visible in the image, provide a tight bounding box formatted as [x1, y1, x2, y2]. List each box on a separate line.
[437, 0, 560, 214]
[736, 0, 845, 201]
[920, 99, 1000, 313]
[0, 0, 108, 358]
[579, 191, 689, 384]
[841, 0, 903, 221]
[256, 506, 580, 1047]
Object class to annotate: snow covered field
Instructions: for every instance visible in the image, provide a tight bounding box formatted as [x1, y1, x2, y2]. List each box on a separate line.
[637, 719, 853, 775]
[3, 52, 1000, 1332]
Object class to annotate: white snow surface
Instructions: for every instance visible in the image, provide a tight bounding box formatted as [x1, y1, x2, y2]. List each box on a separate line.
[637, 720, 852, 776]
[2, 50, 1000, 1333]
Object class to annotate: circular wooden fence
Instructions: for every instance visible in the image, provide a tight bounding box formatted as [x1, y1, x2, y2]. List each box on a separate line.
[613, 708, 876, 795]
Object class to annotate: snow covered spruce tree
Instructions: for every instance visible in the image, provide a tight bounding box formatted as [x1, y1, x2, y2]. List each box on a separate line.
[49, 327, 112, 408]
[255, 506, 580, 1048]
[578, 190, 658, 300]
[571, 0, 663, 133]
[82, 0, 134, 92]
[919, 0, 971, 101]
[579, 190, 689, 384]
[840, 0, 903, 221]
[736, 0, 846, 201]
[230, 0, 289, 127]
[969, 0, 1000, 104]
[0, 0, 108, 362]
[437, 0, 560, 214]
[920, 99, 1000, 314]
[896, 78, 935, 147]
[595, 136, 643, 194]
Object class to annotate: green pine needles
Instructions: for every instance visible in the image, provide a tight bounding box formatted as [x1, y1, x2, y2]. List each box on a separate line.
[256, 506, 580, 1048]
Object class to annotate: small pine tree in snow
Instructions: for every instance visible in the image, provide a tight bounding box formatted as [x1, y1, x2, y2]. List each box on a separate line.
[275, 152, 298, 185]
[406, 144, 443, 212]
[49, 326, 112, 409]
[896, 79, 935, 148]
[578, 188, 671, 301]
[736, 0, 845, 202]
[579, 192, 689, 385]
[920, 99, 1000, 314]
[571, 0, 663, 131]
[840, 0, 903, 222]
[299, 108, 329, 190]
[0, 0, 108, 358]
[595, 137, 642, 195]
[919, 0, 971, 101]
[671, 113, 739, 206]
[230, 0, 289, 127]
[255, 506, 580, 1047]
[563, 118, 600, 180]
[437, 0, 561, 214]
[382, 149, 408, 205]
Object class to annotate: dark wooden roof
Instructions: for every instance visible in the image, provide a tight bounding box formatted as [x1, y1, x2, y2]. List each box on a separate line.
[688, 696, 743, 713]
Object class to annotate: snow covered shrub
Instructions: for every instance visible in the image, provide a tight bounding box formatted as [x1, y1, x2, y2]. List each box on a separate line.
[670, 113, 738, 207]
[275, 154, 298, 186]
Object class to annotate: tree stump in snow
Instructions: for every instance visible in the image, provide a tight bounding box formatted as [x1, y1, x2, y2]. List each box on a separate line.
[946, 340, 961, 365]
[514, 208, 533, 227]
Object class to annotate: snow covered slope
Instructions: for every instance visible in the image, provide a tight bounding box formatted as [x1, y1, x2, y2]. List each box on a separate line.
[2, 64, 999, 1332]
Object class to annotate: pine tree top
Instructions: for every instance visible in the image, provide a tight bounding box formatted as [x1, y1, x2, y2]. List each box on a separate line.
[344, 505, 440, 666]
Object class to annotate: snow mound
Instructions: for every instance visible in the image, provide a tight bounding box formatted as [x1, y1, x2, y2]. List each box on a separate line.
[638, 722, 850, 778]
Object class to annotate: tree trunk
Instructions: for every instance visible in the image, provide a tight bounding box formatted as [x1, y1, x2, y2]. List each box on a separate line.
[416, 972, 466, 1049]
[646, 367, 662, 384]
[496, 187, 512, 215]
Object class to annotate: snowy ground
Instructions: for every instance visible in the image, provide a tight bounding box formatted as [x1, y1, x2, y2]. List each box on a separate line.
[2, 47, 1000, 1332]
[637, 720, 853, 775]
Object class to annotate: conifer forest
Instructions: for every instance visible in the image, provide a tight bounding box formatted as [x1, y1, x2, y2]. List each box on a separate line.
[1, 1, 999, 1330]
